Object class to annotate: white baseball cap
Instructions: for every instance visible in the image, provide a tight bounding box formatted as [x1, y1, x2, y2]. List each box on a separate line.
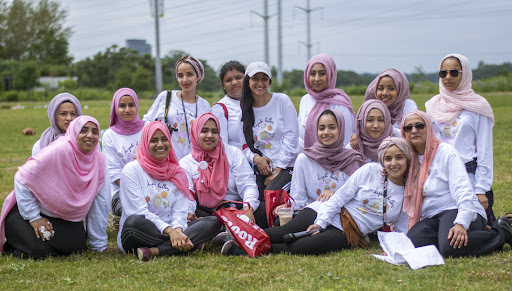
[245, 62, 272, 78]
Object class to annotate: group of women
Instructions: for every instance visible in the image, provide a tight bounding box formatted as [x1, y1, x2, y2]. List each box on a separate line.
[1, 53, 511, 261]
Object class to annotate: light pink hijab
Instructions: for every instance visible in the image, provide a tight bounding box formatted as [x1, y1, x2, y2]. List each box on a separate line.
[401, 111, 441, 230]
[190, 113, 229, 208]
[303, 53, 354, 148]
[109, 88, 145, 135]
[1, 116, 106, 252]
[136, 122, 193, 200]
[425, 53, 494, 125]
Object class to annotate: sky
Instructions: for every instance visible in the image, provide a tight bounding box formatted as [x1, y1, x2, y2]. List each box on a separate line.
[57, 0, 512, 75]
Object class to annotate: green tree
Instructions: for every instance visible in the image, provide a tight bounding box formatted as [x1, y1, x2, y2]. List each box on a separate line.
[13, 61, 40, 89]
[130, 66, 152, 92]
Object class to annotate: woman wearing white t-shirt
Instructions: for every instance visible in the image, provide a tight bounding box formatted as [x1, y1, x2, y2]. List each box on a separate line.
[240, 61, 300, 227]
[402, 111, 511, 257]
[144, 56, 210, 160]
[210, 61, 245, 150]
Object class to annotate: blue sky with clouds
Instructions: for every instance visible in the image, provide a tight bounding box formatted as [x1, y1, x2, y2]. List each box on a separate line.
[58, 0, 512, 74]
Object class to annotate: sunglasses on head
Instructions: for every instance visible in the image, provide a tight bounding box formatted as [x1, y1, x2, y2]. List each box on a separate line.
[403, 122, 426, 132]
[438, 69, 462, 78]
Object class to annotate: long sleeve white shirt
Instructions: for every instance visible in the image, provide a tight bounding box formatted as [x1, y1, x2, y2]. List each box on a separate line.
[210, 95, 243, 150]
[241, 93, 300, 169]
[314, 163, 405, 235]
[143, 90, 210, 160]
[117, 160, 189, 252]
[429, 109, 493, 194]
[179, 145, 260, 213]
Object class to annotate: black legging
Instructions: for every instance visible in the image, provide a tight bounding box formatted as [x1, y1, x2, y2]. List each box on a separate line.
[111, 192, 122, 216]
[407, 209, 505, 257]
[120, 214, 222, 255]
[264, 207, 349, 255]
[3, 204, 87, 259]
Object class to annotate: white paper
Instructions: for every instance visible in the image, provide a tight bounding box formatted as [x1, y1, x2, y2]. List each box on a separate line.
[372, 231, 445, 269]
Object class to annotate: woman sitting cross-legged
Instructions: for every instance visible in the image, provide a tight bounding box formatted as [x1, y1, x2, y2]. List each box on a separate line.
[118, 121, 221, 261]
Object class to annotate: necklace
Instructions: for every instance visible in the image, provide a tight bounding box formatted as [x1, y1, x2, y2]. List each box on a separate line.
[179, 90, 198, 147]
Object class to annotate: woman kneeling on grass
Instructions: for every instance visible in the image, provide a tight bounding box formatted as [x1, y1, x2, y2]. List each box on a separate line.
[221, 136, 413, 255]
[117, 121, 221, 261]
[0, 116, 110, 259]
[402, 111, 512, 257]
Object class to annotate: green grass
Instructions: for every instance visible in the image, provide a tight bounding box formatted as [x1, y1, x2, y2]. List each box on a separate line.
[1, 93, 511, 290]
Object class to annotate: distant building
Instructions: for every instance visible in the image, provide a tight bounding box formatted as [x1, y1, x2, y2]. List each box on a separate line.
[126, 39, 152, 56]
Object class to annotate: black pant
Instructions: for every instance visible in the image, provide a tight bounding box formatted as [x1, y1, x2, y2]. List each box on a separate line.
[111, 192, 122, 216]
[3, 204, 87, 259]
[407, 209, 505, 257]
[484, 189, 496, 226]
[120, 214, 222, 255]
[264, 207, 349, 255]
[253, 167, 293, 228]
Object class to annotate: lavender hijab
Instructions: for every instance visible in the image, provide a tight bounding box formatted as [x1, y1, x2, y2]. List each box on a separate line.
[364, 68, 410, 125]
[109, 88, 145, 135]
[39, 93, 82, 148]
[303, 109, 367, 175]
[355, 100, 393, 162]
[303, 53, 355, 148]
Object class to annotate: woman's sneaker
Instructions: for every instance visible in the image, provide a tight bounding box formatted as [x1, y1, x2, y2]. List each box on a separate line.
[221, 240, 246, 256]
[211, 231, 233, 246]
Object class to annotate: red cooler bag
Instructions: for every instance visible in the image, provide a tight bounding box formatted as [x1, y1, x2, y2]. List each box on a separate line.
[264, 189, 293, 227]
[214, 201, 271, 257]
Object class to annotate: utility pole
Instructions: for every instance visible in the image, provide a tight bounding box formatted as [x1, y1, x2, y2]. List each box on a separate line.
[251, 0, 274, 65]
[277, 0, 283, 85]
[152, 0, 163, 93]
[295, 0, 322, 60]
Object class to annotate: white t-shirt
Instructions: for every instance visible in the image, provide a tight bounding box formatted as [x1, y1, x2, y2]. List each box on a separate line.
[14, 167, 110, 252]
[143, 90, 210, 160]
[418, 142, 486, 229]
[315, 163, 405, 235]
[289, 153, 350, 211]
[241, 93, 300, 169]
[210, 95, 243, 150]
[180, 145, 260, 213]
[429, 109, 493, 194]
[117, 160, 189, 253]
[297, 93, 355, 150]
[32, 140, 41, 157]
[101, 127, 144, 198]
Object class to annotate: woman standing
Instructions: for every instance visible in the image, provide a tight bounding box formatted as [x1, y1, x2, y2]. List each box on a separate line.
[298, 53, 355, 149]
[32, 93, 82, 156]
[144, 56, 210, 160]
[210, 61, 245, 150]
[1, 116, 109, 258]
[401, 111, 511, 257]
[102, 88, 146, 225]
[118, 122, 220, 261]
[425, 54, 495, 225]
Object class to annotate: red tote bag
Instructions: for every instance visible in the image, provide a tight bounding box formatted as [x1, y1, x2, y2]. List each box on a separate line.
[214, 201, 271, 257]
[264, 189, 294, 227]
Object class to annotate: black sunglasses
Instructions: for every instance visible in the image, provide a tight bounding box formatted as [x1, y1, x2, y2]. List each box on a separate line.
[438, 69, 462, 78]
[403, 122, 426, 132]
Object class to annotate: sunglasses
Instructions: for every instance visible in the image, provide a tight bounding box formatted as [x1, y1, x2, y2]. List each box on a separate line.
[438, 69, 462, 78]
[403, 122, 426, 132]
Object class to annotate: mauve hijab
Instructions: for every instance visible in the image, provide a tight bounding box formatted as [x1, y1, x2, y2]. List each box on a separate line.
[303, 53, 354, 148]
[175, 56, 205, 83]
[39, 93, 82, 148]
[303, 109, 367, 175]
[109, 88, 145, 135]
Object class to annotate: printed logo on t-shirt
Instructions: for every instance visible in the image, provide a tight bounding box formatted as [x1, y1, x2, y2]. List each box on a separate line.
[253, 117, 275, 149]
[435, 119, 459, 142]
[173, 109, 195, 145]
[315, 170, 341, 196]
[118, 142, 138, 163]
[145, 180, 175, 214]
[358, 189, 397, 216]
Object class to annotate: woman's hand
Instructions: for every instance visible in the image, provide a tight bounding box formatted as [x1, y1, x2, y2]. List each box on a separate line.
[254, 155, 272, 176]
[187, 213, 198, 222]
[349, 134, 359, 151]
[306, 224, 322, 235]
[273, 203, 288, 216]
[29, 217, 54, 241]
[447, 224, 468, 249]
[243, 207, 256, 223]
[476, 194, 488, 210]
[317, 189, 334, 202]
[264, 167, 282, 186]
[166, 227, 194, 252]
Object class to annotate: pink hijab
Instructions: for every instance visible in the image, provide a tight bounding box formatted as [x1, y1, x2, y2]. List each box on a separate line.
[378, 137, 414, 178]
[109, 88, 146, 135]
[190, 113, 229, 208]
[355, 100, 394, 162]
[136, 122, 193, 200]
[425, 53, 494, 125]
[175, 55, 205, 82]
[303, 53, 355, 148]
[401, 111, 441, 230]
[364, 68, 410, 125]
[303, 109, 367, 175]
[39, 93, 82, 148]
[0, 116, 105, 252]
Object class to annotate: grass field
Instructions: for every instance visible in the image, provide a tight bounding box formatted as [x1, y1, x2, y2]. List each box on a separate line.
[0, 93, 511, 290]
